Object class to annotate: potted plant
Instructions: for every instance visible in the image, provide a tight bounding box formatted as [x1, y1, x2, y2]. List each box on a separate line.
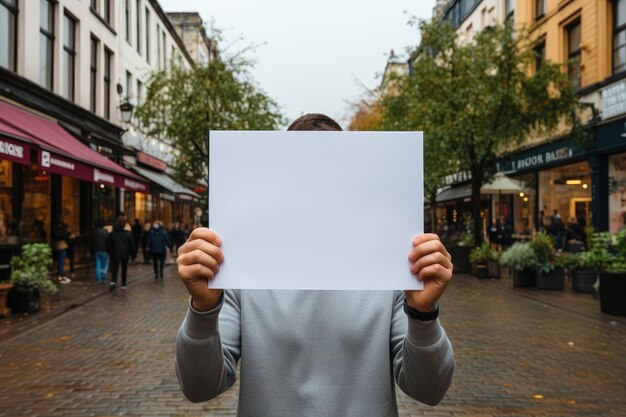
[488, 249, 501, 278]
[531, 231, 565, 290]
[469, 244, 497, 279]
[446, 215, 474, 273]
[569, 232, 610, 293]
[8, 243, 57, 313]
[500, 242, 537, 287]
[598, 230, 626, 316]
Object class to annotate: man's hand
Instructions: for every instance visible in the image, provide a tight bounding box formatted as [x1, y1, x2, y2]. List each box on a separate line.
[406, 234, 453, 313]
[177, 228, 224, 312]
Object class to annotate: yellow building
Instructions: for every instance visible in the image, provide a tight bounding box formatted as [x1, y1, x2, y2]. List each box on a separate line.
[494, 0, 626, 236]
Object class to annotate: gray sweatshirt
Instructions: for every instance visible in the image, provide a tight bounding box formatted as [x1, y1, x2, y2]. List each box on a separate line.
[176, 289, 454, 417]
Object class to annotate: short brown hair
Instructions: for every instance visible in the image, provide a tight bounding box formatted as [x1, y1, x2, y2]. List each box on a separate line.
[287, 113, 342, 131]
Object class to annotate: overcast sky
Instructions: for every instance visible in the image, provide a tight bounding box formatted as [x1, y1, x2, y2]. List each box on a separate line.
[159, 0, 437, 128]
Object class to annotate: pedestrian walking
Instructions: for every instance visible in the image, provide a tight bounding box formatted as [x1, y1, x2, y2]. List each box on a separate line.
[132, 219, 142, 260]
[93, 219, 109, 284]
[175, 114, 455, 416]
[52, 217, 71, 284]
[142, 221, 152, 264]
[147, 221, 172, 279]
[106, 215, 135, 291]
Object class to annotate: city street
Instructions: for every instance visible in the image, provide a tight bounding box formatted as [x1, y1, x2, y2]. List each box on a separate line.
[0, 266, 624, 417]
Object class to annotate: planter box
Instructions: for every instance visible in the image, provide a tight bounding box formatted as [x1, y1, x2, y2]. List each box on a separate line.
[472, 262, 489, 279]
[0, 283, 13, 317]
[571, 269, 597, 293]
[8, 289, 41, 314]
[513, 269, 536, 287]
[537, 267, 565, 290]
[488, 261, 500, 278]
[599, 272, 626, 316]
[449, 246, 472, 273]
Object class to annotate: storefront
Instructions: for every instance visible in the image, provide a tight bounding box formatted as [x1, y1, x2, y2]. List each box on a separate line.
[0, 101, 149, 269]
[496, 107, 626, 237]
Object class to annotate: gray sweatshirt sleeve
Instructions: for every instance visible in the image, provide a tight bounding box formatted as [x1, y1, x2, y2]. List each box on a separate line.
[175, 290, 241, 403]
[391, 291, 455, 406]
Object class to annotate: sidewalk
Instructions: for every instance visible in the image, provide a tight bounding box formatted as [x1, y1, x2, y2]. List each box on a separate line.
[0, 257, 177, 342]
[459, 269, 626, 327]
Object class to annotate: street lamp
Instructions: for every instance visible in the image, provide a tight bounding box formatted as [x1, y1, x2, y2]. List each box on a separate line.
[119, 100, 134, 124]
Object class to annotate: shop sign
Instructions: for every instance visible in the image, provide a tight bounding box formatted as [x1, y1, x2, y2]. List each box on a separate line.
[137, 151, 167, 171]
[123, 178, 148, 192]
[94, 168, 115, 185]
[178, 194, 199, 203]
[602, 80, 626, 120]
[0, 136, 30, 164]
[159, 192, 176, 202]
[497, 144, 577, 173]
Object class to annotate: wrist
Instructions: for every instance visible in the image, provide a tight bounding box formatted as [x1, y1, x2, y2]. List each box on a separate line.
[404, 299, 439, 321]
[191, 290, 223, 312]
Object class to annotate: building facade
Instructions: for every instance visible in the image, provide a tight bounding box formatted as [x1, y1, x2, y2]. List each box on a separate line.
[0, 0, 204, 274]
[430, 0, 626, 240]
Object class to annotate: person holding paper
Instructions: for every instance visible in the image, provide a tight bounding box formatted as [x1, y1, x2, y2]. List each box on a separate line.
[175, 114, 455, 417]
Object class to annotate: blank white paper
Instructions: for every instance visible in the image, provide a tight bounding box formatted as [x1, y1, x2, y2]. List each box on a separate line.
[208, 130, 423, 290]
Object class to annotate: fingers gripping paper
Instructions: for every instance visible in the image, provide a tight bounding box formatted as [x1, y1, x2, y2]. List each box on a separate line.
[208, 131, 424, 290]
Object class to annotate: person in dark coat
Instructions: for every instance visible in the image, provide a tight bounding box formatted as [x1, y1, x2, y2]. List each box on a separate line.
[93, 219, 109, 284]
[52, 218, 71, 284]
[106, 215, 136, 290]
[147, 220, 172, 279]
[131, 219, 143, 260]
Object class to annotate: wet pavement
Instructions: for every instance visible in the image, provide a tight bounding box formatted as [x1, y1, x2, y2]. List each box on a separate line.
[0, 265, 624, 416]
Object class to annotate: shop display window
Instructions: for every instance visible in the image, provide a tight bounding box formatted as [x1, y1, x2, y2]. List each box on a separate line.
[609, 152, 626, 233]
[0, 160, 16, 243]
[94, 183, 115, 227]
[134, 192, 154, 224]
[539, 162, 591, 250]
[22, 165, 51, 243]
[512, 173, 536, 239]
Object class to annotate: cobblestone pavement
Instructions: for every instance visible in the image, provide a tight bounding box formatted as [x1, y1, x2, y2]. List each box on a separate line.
[0, 267, 625, 417]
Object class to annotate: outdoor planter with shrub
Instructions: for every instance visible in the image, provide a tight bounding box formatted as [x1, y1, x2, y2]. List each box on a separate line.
[531, 232, 565, 290]
[599, 231, 626, 316]
[568, 235, 609, 293]
[470, 244, 497, 279]
[500, 242, 537, 287]
[8, 243, 57, 314]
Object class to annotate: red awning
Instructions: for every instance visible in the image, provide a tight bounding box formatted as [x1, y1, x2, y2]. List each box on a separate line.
[0, 118, 34, 165]
[0, 101, 148, 193]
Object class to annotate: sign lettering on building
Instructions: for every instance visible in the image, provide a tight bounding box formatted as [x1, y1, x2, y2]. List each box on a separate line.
[137, 151, 167, 171]
[94, 169, 115, 184]
[0, 140, 24, 159]
[602, 80, 626, 120]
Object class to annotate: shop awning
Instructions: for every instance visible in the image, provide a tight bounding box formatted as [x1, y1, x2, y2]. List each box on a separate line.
[0, 101, 148, 193]
[0, 118, 37, 165]
[436, 184, 472, 202]
[481, 173, 526, 194]
[131, 166, 200, 202]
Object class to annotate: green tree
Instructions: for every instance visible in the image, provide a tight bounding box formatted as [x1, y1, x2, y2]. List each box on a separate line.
[135, 59, 285, 185]
[382, 21, 582, 246]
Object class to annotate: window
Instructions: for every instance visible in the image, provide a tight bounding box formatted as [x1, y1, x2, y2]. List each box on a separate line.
[0, 0, 18, 71]
[90, 37, 98, 112]
[39, 0, 54, 90]
[505, 0, 515, 22]
[534, 41, 545, 72]
[90, 0, 98, 13]
[125, 0, 130, 43]
[136, 0, 141, 54]
[535, 0, 545, 20]
[104, 48, 112, 119]
[63, 14, 77, 101]
[614, 0, 626, 74]
[566, 19, 581, 89]
[136, 79, 143, 107]
[126, 70, 132, 100]
[162, 30, 166, 69]
[104, 0, 111, 25]
[145, 7, 150, 63]
[156, 23, 161, 69]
